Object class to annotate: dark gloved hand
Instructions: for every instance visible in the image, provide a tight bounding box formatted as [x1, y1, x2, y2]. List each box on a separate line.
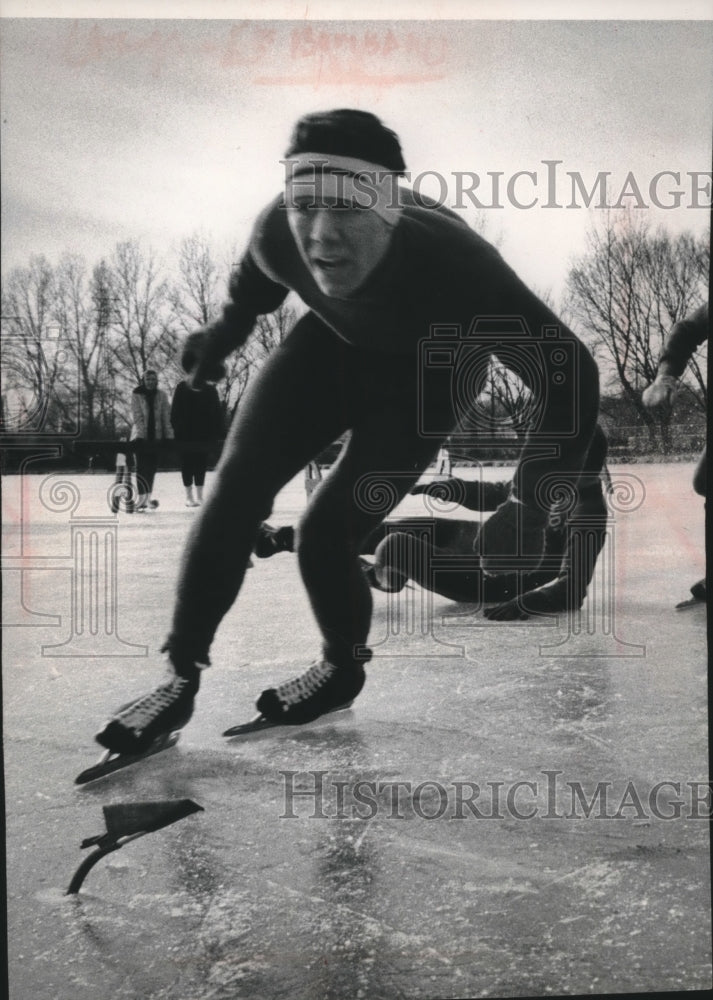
[641, 374, 678, 409]
[181, 331, 227, 388]
[485, 577, 574, 621]
[485, 590, 553, 621]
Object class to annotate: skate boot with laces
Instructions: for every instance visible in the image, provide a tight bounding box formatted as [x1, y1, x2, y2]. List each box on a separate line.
[256, 658, 366, 725]
[254, 522, 295, 559]
[95, 660, 203, 756]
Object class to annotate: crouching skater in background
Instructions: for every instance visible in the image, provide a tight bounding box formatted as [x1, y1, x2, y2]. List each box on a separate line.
[257, 425, 611, 620]
[364, 424, 611, 620]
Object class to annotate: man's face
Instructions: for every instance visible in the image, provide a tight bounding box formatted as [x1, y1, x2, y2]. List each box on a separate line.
[144, 373, 158, 389]
[286, 183, 396, 297]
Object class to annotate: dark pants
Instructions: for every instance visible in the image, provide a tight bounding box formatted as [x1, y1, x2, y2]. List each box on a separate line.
[363, 517, 494, 603]
[135, 448, 159, 498]
[110, 466, 135, 513]
[362, 517, 549, 605]
[165, 313, 457, 668]
[180, 451, 209, 488]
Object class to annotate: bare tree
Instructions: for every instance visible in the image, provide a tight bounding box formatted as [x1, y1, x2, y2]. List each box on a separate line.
[89, 260, 127, 436]
[169, 233, 224, 332]
[251, 301, 296, 364]
[167, 235, 300, 423]
[567, 211, 708, 450]
[485, 358, 533, 438]
[223, 299, 298, 420]
[1, 239, 309, 444]
[168, 233, 243, 420]
[106, 240, 179, 393]
[52, 254, 122, 437]
[642, 230, 708, 410]
[0, 256, 75, 433]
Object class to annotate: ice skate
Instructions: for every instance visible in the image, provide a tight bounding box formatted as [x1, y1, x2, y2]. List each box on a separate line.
[675, 579, 707, 610]
[254, 522, 295, 558]
[96, 670, 199, 754]
[223, 658, 366, 737]
[110, 486, 130, 515]
[77, 663, 202, 782]
[75, 730, 182, 785]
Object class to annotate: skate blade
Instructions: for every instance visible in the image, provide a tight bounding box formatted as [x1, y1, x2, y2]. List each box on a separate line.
[75, 732, 180, 785]
[675, 597, 706, 610]
[223, 701, 354, 738]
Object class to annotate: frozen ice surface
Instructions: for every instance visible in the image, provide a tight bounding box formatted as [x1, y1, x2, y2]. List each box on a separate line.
[2, 463, 710, 999]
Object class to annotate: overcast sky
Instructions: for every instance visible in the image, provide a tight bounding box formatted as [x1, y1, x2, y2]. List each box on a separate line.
[1, 11, 711, 302]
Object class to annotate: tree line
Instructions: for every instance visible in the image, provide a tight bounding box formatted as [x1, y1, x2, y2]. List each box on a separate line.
[566, 210, 708, 452]
[1, 235, 297, 441]
[1, 214, 707, 455]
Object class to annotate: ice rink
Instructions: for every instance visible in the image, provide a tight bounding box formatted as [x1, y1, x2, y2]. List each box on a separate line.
[2, 462, 710, 999]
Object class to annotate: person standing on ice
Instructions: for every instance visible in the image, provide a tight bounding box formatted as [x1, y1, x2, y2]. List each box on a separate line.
[642, 302, 708, 608]
[95, 108, 599, 755]
[170, 378, 225, 507]
[130, 369, 173, 512]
